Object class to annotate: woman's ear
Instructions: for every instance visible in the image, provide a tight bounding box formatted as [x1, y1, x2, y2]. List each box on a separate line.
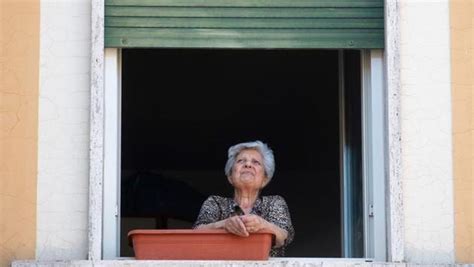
[262, 176, 270, 188]
[227, 176, 233, 185]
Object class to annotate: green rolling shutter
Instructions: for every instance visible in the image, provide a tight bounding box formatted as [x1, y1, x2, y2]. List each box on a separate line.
[105, 0, 384, 48]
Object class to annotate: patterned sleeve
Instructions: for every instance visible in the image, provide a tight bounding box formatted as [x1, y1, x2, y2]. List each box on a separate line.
[266, 195, 295, 246]
[193, 196, 221, 228]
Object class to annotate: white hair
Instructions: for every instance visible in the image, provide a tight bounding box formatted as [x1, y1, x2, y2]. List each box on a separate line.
[224, 140, 275, 183]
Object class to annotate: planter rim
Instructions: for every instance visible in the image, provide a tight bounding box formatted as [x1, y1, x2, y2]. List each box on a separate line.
[128, 229, 273, 236]
[127, 229, 275, 247]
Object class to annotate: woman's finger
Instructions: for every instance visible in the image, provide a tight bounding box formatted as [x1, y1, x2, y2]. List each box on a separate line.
[235, 216, 249, 236]
[241, 215, 265, 232]
[241, 215, 256, 225]
[226, 216, 248, 236]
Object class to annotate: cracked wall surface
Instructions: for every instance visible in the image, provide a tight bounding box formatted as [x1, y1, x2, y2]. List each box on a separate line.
[36, 0, 91, 260]
[0, 0, 40, 266]
[450, 0, 474, 263]
[400, 0, 455, 264]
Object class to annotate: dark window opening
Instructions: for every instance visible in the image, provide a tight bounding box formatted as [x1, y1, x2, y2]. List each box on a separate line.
[120, 49, 361, 257]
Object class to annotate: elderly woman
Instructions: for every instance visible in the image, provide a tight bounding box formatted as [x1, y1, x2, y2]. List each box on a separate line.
[193, 141, 294, 257]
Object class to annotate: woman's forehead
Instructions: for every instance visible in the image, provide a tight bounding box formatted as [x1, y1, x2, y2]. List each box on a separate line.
[236, 149, 262, 158]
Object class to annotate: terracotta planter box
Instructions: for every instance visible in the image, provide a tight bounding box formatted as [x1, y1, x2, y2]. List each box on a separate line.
[128, 229, 274, 260]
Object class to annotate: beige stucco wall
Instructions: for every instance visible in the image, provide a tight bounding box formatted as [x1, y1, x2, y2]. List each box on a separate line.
[0, 0, 40, 266]
[451, 0, 474, 263]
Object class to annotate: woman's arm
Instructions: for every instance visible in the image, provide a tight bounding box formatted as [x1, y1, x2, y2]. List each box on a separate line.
[195, 219, 226, 230]
[240, 215, 288, 247]
[262, 220, 288, 248]
[194, 196, 249, 237]
[241, 195, 294, 248]
[196, 216, 249, 237]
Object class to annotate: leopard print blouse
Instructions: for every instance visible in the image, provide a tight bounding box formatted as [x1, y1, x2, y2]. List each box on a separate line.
[193, 195, 294, 257]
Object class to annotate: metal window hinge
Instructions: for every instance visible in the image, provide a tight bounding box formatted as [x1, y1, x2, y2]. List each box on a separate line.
[115, 204, 119, 217]
[369, 204, 374, 217]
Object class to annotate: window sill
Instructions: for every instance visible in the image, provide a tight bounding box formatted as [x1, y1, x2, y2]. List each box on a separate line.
[13, 258, 406, 267]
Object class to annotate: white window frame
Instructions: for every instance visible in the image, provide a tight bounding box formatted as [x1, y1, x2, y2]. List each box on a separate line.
[361, 50, 387, 260]
[99, 48, 387, 261]
[90, 0, 402, 262]
[103, 48, 122, 259]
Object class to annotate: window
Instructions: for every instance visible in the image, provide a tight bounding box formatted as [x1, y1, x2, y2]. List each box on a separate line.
[102, 49, 386, 260]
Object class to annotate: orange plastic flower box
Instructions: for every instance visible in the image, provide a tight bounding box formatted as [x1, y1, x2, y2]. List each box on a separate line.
[128, 229, 274, 260]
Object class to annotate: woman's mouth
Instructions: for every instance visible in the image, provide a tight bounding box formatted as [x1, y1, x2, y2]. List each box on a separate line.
[241, 171, 254, 176]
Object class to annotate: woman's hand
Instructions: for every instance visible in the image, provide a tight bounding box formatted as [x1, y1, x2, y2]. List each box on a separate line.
[240, 214, 288, 247]
[240, 214, 268, 233]
[224, 216, 249, 237]
[199, 213, 287, 248]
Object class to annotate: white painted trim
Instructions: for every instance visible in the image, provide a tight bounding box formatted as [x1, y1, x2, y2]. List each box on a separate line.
[90, 0, 105, 260]
[370, 50, 387, 261]
[362, 50, 387, 261]
[362, 50, 371, 258]
[13, 259, 406, 267]
[384, 0, 404, 262]
[103, 49, 121, 259]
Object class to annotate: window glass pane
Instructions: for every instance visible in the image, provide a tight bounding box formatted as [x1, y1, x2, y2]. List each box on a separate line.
[342, 50, 364, 257]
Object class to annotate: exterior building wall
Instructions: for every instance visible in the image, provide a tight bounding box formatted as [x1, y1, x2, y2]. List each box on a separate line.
[2, 0, 472, 265]
[36, 0, 91, 260]
[399, 0, 455, 264]
[0, 0, 40, 266]
[450, 0, 474, 263]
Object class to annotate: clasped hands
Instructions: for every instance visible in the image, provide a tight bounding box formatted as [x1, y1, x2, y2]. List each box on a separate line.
[224, 214, 268, 237]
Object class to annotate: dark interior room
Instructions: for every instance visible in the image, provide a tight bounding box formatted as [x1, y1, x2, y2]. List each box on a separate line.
[120, 49, 344, 257]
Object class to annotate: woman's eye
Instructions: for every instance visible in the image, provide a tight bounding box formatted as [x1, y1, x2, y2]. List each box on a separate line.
[252, 160, 261, 165]
[236, 159, 244, 163]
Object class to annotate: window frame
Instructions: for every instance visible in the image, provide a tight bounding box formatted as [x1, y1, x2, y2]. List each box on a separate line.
[99, 48, 387, 260]
[90, 0, 403, 261]
[361, 50, 387, 260]
[103, 48, 122, 259]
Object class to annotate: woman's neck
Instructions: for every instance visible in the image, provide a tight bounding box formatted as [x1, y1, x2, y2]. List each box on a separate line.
[234, 189, 259, 213]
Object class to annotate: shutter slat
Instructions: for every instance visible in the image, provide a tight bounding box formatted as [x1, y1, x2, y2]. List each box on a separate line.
[106, 17, 384, 29]
[106, 0, 383, 8]
[106, 28, 383, 48]
[107, 28, 384, 37]
[105, 35, 382, 49]
[106, 7, 383, 18]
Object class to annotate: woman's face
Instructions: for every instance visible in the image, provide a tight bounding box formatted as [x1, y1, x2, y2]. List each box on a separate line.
[229, 149, 268, 191]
